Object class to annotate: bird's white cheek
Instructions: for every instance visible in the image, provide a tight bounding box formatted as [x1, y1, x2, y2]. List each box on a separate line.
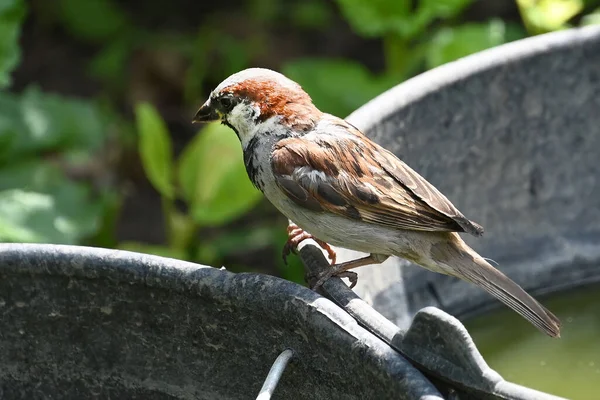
[226, 103, 261, 147]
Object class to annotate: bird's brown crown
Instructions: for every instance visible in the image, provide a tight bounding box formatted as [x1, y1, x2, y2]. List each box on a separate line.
[216, 68, 321, 129]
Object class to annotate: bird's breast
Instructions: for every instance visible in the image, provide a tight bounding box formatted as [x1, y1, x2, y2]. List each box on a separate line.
[243, 136, 270, 191]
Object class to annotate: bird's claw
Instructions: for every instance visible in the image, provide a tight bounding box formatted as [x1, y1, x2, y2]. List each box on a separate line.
[282, 223, 337, 265]
[307, 269, 358, 290]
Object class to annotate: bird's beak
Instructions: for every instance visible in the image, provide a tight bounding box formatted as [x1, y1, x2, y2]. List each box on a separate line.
[192, 100, 219, 123]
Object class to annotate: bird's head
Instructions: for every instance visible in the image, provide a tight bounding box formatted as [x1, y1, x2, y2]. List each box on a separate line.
[192, 68, 322, 148]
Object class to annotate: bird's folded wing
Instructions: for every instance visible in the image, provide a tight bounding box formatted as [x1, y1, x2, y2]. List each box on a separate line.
[271, 122, 483, 236]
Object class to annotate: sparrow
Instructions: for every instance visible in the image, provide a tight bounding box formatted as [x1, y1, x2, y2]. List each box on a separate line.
[192, 68, 561, 338]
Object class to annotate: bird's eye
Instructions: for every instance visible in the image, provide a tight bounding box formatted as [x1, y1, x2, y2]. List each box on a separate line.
[219, 97, 234, 112]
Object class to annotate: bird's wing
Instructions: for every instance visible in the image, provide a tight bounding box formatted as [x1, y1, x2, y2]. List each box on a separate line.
[271, 118, 483, 236]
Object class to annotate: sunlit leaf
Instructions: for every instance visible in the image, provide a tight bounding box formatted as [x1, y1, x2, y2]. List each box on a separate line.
[58, 0, 129, 43]
[0, 161, 115, 245]
[178, 123, 261, 226]
[135, 102, 174, 199]
[426, 20, 526, 69]
[517, 0, 584, 33]
[0, 187, 103, 244]
[283, 58, 396, 117]
[0, 0, 26, 88]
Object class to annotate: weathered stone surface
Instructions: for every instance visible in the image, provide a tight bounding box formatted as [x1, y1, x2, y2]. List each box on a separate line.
[0, 244, 440, 399]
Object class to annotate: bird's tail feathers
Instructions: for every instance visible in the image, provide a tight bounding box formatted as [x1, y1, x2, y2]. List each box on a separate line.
[433, 238, 561, 338]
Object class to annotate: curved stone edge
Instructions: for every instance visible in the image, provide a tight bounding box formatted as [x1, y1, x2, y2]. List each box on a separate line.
[347, 25, 600, 131]
[299, 242, 566, 400]
[342, 24, 600, 319]
[0, 243, 443, 399]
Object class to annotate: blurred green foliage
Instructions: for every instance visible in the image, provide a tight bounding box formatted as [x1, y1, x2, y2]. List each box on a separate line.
[129, 103, 262, 261]
[0, 84, 112, 244]
[1, 0, 599, 279]
[517, 0, 583, 33]
[0, 0, 26, 88]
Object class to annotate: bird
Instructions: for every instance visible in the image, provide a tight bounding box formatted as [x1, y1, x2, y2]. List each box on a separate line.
[192, 67, 561, 338]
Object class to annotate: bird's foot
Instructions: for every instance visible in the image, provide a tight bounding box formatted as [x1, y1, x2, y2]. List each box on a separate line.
[282, 223, 337, 265]
[308, 253, 389, 290]
[307, 269, 358, 290]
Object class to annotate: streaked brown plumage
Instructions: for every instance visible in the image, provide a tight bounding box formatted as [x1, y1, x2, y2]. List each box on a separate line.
[193, 68, 561, 338]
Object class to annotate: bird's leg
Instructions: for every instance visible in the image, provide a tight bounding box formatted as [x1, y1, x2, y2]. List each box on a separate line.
[310, 254, 389, 290]
[282, 222, 337, 265]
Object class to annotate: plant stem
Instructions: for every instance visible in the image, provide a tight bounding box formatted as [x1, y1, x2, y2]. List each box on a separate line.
[162, 197, 198, 259]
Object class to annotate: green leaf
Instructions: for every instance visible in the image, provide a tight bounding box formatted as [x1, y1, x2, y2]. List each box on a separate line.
[334, 0, 472, 38]
[178, 123, 261, 226]
[0, 0, 26, 88]
[283, 58, 396, 117]
[135, 102, 174, 199]
[0, 186, 103, 244]
[0, 87, 108, 162]
[517, 0, 584, 34]
[426, 20, 526, 69]
[58, 0, 129, 43]
[0, 161, 109, 244]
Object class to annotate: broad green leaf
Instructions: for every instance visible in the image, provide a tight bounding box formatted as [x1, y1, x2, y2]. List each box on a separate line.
[0, 187, 103, 244]
[0, 0, 26, 88]
[58, 0, 129, 43]
[135, 102, 174, 199]
[517, 0, 584, 33]
[283, 58, 396, 117]
[118, 241, 187, 260]
[0, 87, 107, 161]
[334, 0, 472, 38]
[178, 123, 261, 226]
[0, 162, 107, 245]
[426, 21, 526, 69]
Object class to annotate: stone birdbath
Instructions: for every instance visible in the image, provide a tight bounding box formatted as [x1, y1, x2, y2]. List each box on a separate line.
[2, 25, 599, 399]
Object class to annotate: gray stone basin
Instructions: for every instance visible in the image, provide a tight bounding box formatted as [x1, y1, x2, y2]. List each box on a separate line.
[345, 25, 600, 328]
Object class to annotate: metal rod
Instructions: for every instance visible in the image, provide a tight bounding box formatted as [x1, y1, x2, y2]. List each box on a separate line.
[256, 349, 294, 400]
